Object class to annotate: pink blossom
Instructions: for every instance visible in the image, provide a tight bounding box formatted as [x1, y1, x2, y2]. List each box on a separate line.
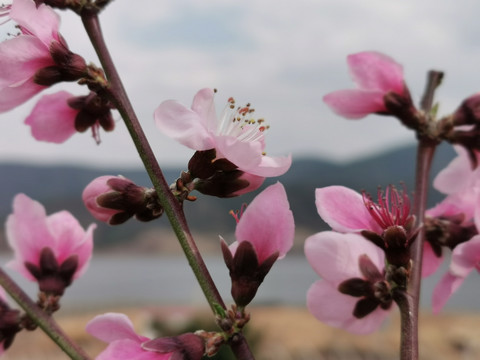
[86, 313, 204, 360]
[423, 147, 480, 276]
[5, 193, 95, 294]
[25, 90, 77, 143]
[228, 182, 294, 263]
[154, 88, 291, 178]
[314, 185, 414, 235]
[432, 236, 480, 313]
[0, 0, 63, 112]
[323, 51, 404, 119]
[305, 231, 392, 334]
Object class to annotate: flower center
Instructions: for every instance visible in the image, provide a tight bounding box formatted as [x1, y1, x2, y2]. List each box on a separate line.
[362, 185, 412, 230]
[217, 97, 270, 147]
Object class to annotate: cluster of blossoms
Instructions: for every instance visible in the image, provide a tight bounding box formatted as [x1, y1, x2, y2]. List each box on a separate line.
[0, 0, 115, 143]
[425, 147, 480, 313]
[2, 0, 480, 358]
[304, 50, 480, 336]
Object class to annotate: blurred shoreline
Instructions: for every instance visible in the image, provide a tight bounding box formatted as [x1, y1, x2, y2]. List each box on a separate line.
[3, 305, 480, 360]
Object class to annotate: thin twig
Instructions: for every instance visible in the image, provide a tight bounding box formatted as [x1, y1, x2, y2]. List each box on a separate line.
[0, 268, 91, 360]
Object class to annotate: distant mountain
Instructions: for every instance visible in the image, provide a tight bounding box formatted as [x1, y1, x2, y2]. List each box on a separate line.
[0, 143, 456, 250]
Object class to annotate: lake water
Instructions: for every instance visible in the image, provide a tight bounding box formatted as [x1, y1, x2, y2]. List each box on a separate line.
[2, 255, 479, 312]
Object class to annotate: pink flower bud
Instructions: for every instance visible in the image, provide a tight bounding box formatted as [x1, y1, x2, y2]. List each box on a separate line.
[83, 176, 163, 225]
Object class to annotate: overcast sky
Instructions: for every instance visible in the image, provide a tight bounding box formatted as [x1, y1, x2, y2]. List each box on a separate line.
[0, 0, 478, 169]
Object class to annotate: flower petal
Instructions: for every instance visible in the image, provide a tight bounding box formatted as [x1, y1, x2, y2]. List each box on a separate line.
[215, 135, 263, 171]
[433, 146, 475, 195]
[315, 186, 381, 233]
[97, 339, 161, 360]
[323, 89, 386, 119]
[307, 280, 390, 334]
[421, 241, 443, 277]
[46, 211, 95, 279]
[449, 236, 480, 277]
[347, 51, 404, 94]
[0, 79, 46, 113]
[154, 99, 214, 151]
[5, 193, 54, 280]
[0, 36, 52, 89]
[10, 0, 60, 46]
[86, 313, 148, 344]
[432, 272, 465, 314]
[190, 87, 217, 132]
[235, 182, 294, 263]
[25, 91, 78, 143]
[304, 231, 384, 285]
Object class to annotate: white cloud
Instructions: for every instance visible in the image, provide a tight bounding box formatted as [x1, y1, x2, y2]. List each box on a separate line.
[0, 0, 479, 169]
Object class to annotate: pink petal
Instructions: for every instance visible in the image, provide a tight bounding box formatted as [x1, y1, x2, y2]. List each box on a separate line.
[304, 231, 384, 285]
[307, 280, 390, 334]
[449, 236, 480, 277]
[347, 51, 404, 94]
[96, 339, 164, 360]
[0, 36, 52, 89]
[25, 91, 78, 143]
[426, 194, 471, 220]
[433, 146, 473, 195]
[5, 193, 55, 280]
[432, 272, 465, 314]
[235, 182, 294, 263]
[323, 89, 386, 119]
[10, 0, 60, 46]
[45, 211, 95, 279]
[0, 78, 46, 113]
[232, 173, 265, 196]
[154, 99, 214, 151]
[190, 88, 217, 132]
[215, 135, 263, 171]
[86, 313, 148, 344]
[254, 153, 292, 177]
[315, 186, 380, 233]
[421, 241, 443, 277]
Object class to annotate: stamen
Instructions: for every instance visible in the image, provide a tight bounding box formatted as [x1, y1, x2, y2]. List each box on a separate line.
[229, 203, 248, 223]
[362, 185, 412, 230]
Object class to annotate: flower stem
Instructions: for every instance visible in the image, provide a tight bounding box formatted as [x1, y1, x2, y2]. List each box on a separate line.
[0, 268, 91, 360]
[397, 71, 442, 360]
[81, 8, 224, 313]
[80, 10, 256, 359]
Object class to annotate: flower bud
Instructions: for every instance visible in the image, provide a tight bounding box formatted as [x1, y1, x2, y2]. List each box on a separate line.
[24, 247, 78, 297]
[452, 93, 480, 126]
[0, 294, 21, 352]
[83, 176, 163, 225]
[221, 240, 278, 307]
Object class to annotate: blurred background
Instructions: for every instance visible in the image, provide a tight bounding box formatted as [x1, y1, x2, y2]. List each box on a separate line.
[1, 1, 480, 359]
